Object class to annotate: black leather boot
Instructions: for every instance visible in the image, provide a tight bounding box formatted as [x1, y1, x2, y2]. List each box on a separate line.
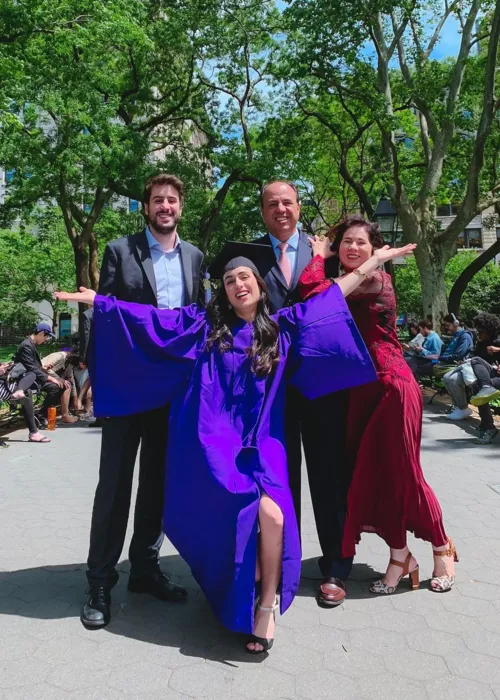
[80, 586, 111, 628]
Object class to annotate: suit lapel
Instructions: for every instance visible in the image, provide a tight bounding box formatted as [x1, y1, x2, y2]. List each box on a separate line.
[257, 235, 288, 291]
[135, 230, 157, 301]
[179, 240, 193, 303]
[291, 231, 313, 290]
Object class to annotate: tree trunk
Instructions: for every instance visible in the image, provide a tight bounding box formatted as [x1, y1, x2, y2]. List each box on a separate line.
[448, 239, 500, 314]
[72, 239, 91, 343]
[413, 245, 449, 325]
[73, 239, 90, 289]
[88, 231, 99, 290]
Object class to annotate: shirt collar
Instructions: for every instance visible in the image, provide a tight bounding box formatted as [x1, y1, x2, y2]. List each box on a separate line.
[268, 230, 299, 252]
[145, 226, 180, 252]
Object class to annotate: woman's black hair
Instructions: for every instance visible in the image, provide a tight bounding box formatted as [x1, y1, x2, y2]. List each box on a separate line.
[205, 270, 280, 377]
[473, 312, 500, 340]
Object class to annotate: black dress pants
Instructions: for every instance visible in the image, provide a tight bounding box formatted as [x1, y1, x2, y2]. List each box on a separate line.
[40, 380, 64, 416]
[285, 387, 353, 581]
[86, 405, 169, 589]
[406, 356, 434, 380]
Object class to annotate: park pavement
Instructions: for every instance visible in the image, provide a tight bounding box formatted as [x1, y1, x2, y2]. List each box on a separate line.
[0, 401, 499, 700]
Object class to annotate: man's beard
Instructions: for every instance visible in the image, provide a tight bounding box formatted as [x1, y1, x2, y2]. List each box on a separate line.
[148, 212, 179, 235]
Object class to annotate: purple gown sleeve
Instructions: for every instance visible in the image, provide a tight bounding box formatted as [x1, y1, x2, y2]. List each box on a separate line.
[282, 284, 376, 399]
[90, 295, 206, 417]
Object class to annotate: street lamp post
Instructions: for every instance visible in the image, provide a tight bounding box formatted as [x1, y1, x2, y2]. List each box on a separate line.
[373, 196, 399, 280]
[373, 196, 398, 246]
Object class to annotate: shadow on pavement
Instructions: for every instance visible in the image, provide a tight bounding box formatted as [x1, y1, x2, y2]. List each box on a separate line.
[0, 556, 268, 665]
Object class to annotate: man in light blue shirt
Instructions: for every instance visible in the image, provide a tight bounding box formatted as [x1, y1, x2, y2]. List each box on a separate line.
[416, 320, 443, 359]
[267, 228, 300, 280]
[145, 226, 185, 309]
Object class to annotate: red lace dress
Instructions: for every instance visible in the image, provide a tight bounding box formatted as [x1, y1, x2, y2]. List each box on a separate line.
[299, 257, 448, 555]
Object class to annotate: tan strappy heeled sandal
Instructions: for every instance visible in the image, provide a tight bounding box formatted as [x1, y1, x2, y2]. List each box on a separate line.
[431, 538, 459, 592]
[370, 552, 420, 595]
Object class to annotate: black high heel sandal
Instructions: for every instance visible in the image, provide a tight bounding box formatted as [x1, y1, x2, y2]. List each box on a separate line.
[246, 598, 278, 655]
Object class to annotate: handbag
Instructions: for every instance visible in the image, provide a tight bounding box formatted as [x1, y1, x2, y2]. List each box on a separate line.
[459, 360, 477, 386]
[7, 362, 27, 382]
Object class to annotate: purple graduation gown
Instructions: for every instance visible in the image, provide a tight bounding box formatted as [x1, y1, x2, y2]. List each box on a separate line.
[91, 284, 376, 634]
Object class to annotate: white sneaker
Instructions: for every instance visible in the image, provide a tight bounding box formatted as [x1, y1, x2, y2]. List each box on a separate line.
[446, 407, 473, 421]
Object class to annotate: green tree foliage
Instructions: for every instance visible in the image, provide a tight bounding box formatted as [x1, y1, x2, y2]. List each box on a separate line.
[1, 0, 500, 315]
[395, 253, 500, 320]
[281, 0, 500, 322]
[0, 0, 213, 288]
[0, 216, 74, 328]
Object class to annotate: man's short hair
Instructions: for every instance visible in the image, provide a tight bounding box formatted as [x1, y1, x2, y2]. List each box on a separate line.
[143, 174, 185, 207]
[418, 319, 433, 330]
[260, 180, 301, 207]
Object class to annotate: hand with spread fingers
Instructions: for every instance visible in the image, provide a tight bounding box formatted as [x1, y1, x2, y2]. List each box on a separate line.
[373, 243, 416, 265]
[54, 287, 96, 306]
[309, 234, 336, 259]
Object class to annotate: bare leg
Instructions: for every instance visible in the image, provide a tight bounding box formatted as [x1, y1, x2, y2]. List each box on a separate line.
[84, 386, 92, 413]
[61, 387, 78, 423]
[247, 494, 283, 652]
[77, 377, 91, 411]
[380, 546, 418, 588]
[431, 540, 457, 592]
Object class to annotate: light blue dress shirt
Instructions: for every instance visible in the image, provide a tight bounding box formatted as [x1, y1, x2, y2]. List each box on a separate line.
[145, 227, 185, 309]
[268, 230, 299, 281]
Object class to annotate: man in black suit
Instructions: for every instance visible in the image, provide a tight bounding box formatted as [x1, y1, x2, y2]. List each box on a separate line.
[253, 180, 352, 608]
[82, 173, 205, 628]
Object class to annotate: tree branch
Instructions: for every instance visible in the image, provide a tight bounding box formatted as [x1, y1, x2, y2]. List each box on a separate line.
[424, 0, 460, 60]
[436, 0, 500, 244]
[135, 54, 196, 134]
[199, 170, 261, 252]
[448, 238, 500, 313]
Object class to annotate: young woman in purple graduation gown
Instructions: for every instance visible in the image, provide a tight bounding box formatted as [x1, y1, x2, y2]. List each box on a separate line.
[55, 243, 412, 653]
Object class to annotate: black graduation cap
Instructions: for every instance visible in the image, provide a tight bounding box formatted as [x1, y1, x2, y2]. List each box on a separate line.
[208, 241, 276, 280]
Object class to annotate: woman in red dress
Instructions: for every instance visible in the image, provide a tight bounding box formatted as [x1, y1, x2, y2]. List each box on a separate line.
[298, 216, 458, 594]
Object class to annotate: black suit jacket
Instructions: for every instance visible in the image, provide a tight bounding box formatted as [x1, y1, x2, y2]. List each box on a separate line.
[252, 231, 314, 313]
[98, 230, 205, 307]
[14, 337, 48, 386]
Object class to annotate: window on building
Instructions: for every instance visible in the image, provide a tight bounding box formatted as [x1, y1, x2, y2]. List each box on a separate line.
[437, 204, 451, 216]
[129, 199, 139, 213]
[457, 228, 482, 249]
[5, 169, 15, 183]
[466, 228, 482, 248]
[437, 203, 462, 217]
[496, 227, 500, 240]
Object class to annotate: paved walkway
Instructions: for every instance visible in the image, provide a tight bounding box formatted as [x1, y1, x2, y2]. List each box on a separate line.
[1, 402, 499, 700]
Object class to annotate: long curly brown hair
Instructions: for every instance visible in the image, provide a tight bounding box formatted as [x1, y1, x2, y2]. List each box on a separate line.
[205, 271, 280, 377]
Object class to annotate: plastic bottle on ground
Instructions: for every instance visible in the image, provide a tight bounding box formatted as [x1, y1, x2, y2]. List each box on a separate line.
[47, 406, 57, 431]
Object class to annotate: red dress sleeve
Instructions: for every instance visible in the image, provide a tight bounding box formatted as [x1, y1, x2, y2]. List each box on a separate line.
[298, 255, 334, 300]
